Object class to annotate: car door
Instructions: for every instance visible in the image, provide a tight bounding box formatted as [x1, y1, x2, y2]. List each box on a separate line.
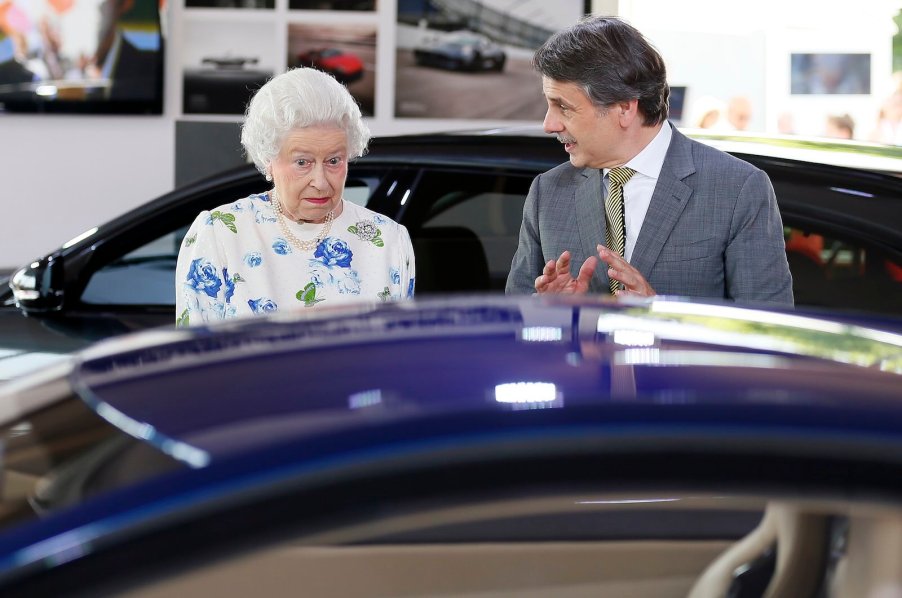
[66, 169, 393, 333]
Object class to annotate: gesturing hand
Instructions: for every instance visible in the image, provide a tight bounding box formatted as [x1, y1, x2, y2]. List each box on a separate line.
[597, 245, 656, 297]
[534, 250, 598, 294]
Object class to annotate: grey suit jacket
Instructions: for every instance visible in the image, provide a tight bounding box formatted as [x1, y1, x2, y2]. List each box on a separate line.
[506, 128, 794, 306]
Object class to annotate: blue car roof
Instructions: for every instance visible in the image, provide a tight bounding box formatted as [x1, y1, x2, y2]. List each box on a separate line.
[70, 295, 902, 467]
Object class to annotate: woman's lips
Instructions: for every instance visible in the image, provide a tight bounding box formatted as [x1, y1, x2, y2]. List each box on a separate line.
[305, 197, 331, 204]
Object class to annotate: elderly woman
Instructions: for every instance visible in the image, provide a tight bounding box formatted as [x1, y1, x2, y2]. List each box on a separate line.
[175, 68, 415, 325]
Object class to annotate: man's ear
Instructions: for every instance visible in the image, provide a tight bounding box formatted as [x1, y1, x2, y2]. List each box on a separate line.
[617, 99, 640, 127]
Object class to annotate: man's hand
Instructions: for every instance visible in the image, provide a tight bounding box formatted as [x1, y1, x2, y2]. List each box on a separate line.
[534, 250, 598, 294]
[597, 245, 656, 297]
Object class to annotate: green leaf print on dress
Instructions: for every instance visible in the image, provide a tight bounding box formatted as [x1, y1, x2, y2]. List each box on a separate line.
[296, 282, 325, 307]
[211, 211, 238, 233]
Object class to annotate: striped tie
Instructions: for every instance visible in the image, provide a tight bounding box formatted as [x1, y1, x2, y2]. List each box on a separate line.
[605, 166, 636, 295]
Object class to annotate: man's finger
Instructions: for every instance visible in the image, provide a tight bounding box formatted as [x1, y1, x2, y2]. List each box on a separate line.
[576, 256, 598, 285]
[555, 251, 572, 274]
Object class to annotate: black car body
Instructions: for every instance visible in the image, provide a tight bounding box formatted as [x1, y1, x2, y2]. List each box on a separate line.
[2, 129, 901, 380]
[413, 30, 507, 72]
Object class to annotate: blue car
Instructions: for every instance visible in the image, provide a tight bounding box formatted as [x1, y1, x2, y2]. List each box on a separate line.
[0, 294, 900, 596]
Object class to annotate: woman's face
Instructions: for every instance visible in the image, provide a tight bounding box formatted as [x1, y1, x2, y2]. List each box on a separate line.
[269, 124, 348, 224]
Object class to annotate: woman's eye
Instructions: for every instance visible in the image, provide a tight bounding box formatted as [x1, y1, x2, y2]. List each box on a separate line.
[295, 159, 309, 167]
[328, 157, 343, 166]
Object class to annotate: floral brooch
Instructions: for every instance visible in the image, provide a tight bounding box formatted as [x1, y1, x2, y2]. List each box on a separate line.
[348, 220, 384, 247]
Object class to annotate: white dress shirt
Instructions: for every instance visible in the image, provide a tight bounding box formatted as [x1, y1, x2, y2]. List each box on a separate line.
[603, 122, 673, 261]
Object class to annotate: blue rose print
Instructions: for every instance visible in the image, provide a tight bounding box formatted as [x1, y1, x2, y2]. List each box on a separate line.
[248, 298, 278, 314]
[390, 267, 400, 285]
[314, 237, 353, 268]
[244, 251, 263, 267]
[272, 238, 291, 255]
[407, 277, 415, 298]
[186, 258, 222, 298]
[223, 268, 235, 304]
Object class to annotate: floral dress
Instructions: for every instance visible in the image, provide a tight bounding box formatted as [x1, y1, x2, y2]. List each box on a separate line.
[175, 193, 415, 326]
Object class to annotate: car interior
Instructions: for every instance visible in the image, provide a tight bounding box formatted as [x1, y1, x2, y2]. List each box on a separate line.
[107, 493, 902, 598]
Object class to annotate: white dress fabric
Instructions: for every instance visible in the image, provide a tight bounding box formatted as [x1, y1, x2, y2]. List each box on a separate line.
[175, 192, 415, 326]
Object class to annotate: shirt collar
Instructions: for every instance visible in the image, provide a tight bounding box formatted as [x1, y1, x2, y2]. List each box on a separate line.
[604, 121, 673, 180]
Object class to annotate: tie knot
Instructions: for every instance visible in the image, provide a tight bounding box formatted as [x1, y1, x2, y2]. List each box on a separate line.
[609, 167, 636, 186]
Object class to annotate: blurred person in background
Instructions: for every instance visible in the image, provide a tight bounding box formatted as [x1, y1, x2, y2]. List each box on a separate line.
[869, 86, 902, 145]
[776, 111, 796, 135]
[506, 16, 792, 306]
[824, 113, 854, 139]
[176, 67, 415, 326]
[725, 95, 752, 131]
[688, 95, 726, 129]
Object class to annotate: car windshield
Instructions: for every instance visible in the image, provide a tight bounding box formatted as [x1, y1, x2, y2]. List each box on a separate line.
[0, 393, 184, 533]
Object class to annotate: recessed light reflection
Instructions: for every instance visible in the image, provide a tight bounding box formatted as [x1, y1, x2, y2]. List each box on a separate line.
[612, 329, 655, 346]
[619, 347, 660, 365]
[400, 189, 411, 205]
[494, 382, 561, 409]
[62, 227, 99, 249]
[521, 326, 563, 342]
[578, 498, 681, 505]
[348, 389, 383, 409]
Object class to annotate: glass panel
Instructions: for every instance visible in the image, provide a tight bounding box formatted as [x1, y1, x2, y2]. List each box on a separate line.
[785, 226, 902, 315]
[80, 178, 378, 307]
[408, 171, 532, 293]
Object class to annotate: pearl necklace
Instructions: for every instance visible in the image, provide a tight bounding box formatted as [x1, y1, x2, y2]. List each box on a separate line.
[271, 189, 335, 252]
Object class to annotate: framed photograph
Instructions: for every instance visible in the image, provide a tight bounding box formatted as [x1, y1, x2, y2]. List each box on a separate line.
[288, 0, 376, 10]
[395, 0, 591, 119]
[288, 23, 376, 116]
[185, 0, 274, 8]
[0, 0, 163, 114]
[181, 21, 278, 115]
[790, 53, 871, 95]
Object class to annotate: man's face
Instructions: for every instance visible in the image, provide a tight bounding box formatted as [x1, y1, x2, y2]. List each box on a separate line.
[541, 77, 622, 169]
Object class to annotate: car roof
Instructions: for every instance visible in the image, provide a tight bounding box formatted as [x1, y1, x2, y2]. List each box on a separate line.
[444, 124, 902, 175]
[69, 295, 902, 466]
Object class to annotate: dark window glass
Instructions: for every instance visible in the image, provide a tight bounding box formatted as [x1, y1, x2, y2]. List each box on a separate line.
[404, 170, 533, 293]
[80, 177, 379, 307]
[785, 225, 901, 315]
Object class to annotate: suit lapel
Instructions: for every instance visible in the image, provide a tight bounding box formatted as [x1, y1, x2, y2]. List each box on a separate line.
[574, 168, 607, 291]
[630, 129, 695, 278]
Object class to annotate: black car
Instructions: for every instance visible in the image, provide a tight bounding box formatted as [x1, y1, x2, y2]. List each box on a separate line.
[3, 129, 901, 378]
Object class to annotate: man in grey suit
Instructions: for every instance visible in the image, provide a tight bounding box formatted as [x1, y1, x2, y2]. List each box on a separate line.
[506, 16, 793, 306]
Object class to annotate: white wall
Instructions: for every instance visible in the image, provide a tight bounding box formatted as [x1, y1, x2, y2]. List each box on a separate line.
[620, 0, 901, 137]
[1, 116, 174, 270]
[2, 0, 899, 272]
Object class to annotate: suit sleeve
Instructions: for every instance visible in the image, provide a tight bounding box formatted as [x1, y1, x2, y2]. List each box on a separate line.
[505, 174, 545, 294]
[725, 169, 794, 306]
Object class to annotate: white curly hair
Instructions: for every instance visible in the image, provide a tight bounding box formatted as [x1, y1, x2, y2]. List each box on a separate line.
[240, 67, 370, 176]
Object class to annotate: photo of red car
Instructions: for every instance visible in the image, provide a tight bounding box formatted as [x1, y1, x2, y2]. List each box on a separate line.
[296, 48, 365, 84]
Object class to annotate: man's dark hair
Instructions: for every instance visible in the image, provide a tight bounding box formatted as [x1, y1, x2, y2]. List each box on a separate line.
[533, 16, 670, 126]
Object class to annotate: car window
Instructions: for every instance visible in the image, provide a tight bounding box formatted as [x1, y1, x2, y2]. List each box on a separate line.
[79, 177, 378, 307]
[784, 224, 902, 316]
[405, 170, 533, 293]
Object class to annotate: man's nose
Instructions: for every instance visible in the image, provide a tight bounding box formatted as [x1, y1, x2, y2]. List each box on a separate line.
[543, 109, 561, 134]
